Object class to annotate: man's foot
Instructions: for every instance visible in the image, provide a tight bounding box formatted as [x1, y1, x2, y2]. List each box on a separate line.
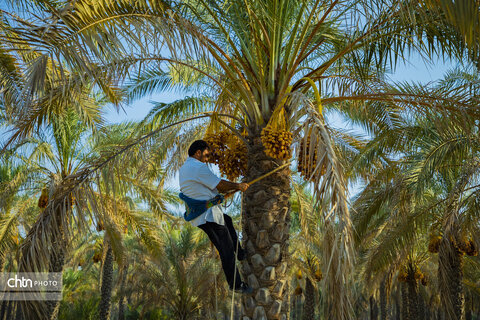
[236, 247, 246, 261]
[232, 282, 253, 294]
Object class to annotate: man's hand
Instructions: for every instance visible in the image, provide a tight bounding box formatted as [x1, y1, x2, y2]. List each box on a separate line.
[217, 180, 249, 193]
[237, 183, 249, 192]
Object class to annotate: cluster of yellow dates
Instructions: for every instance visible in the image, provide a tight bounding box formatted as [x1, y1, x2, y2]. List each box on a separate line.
[293, 268, 323, 295]
[398, 266, 428, 286]
[204, 131, 247, 181]
[428, 234, 478, 256]
[459, 239, 479, 256]
[260, 127, 293, 160]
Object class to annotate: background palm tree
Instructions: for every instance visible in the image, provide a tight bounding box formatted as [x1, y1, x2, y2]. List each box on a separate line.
[1, 107, 178, 319]
[351, 70, 480, 319]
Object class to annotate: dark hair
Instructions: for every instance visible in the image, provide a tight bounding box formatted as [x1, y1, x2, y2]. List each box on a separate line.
[188, 140, 210, 156]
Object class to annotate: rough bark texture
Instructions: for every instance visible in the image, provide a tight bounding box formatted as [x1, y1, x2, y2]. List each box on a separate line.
[99, 241, 114, 320]
[302, 278, 315, 320]
[241, 134, 291, 320]
[394, 290, 401, 320]
[117, 263, 128, 320]
[380, 280, 388, 320]
[402, 283, 410, 320]
[438, 235, 464, 320]
[406, 265, 420, 320]
[45, 206, 67, 320]
[417, 290, 426, 320]
[406, 280, 419, 320]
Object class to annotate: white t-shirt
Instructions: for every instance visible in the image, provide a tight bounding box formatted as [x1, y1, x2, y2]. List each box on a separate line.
[179, 157, 225, 226]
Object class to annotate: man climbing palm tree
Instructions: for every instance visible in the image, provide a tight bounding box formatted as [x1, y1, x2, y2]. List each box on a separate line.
[179, 140, 253, 294]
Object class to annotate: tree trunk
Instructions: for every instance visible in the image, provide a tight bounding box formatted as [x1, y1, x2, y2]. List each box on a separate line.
[465, 310, 471, 320]
[14, 302, 22, 320]
[302, 278, 315, 320]
[371, 296, 379, 320]
[0, 300, 10, 320]
[46, 205, 68, 320]
[117, 262, 128, 320]
[395, 289, 401, 320]
[380, 280, 388, 320]
[437, 308, 443, 320]
[0, 257, 9, 319]
[241, 134, 291, 320]
[402, 283, 410, 320]
[99, 239, 114, 320]
[438, 234, 464, 320]
[418, 291, 426, 320]
[406, 266, 420, 320]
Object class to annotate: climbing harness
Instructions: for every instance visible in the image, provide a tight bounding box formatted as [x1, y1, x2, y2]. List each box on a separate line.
[179, 193, 225, 221]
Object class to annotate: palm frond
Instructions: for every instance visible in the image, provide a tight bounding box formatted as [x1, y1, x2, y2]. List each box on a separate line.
[298, 101, 355, 320]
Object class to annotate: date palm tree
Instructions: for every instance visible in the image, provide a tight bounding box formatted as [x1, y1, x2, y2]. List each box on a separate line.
[1, 110, 177, 319]
[352, 69, 480, 319]
[2, 0, 479, 319]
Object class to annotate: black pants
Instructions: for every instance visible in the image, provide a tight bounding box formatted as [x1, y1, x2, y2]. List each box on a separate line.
[198, 214, 243, 289]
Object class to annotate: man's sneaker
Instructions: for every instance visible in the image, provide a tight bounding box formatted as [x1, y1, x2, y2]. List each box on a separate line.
[232, 282, 253, 294]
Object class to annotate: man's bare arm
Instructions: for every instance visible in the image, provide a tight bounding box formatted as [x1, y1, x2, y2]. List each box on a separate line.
[216, 180, 249, 193]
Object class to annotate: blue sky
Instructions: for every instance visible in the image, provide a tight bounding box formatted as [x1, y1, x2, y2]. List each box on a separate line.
[105, 55, 454, 124]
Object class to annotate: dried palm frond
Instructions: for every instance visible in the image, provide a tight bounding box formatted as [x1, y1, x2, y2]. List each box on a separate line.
[295, 100, 355, 320]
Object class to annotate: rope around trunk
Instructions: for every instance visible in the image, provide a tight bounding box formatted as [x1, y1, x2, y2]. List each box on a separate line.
[224, 161, 292, 199]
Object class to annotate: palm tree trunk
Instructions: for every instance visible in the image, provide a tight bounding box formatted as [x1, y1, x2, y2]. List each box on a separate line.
[465, 310, 471, 320]
[402, 283, 410, 320]
[371, 296, 379, 320]
[425, 305, 431, 320]
[14, 302, 22, 320]
[406, 268, 420, 320]
[46, 206, 67, 320]
[117, 262, 128, 320]
[464, 295, 472, 320]
[395, 289, 401, 320]
[438, 234, 464, 320]
[418, 292, 426, 320]
[302, 277, 315, 320]
[0, 302, 6, 320]
[241, 134, 291, 320]
[99, 239, 114, 320]
[380, 279, 388, 320]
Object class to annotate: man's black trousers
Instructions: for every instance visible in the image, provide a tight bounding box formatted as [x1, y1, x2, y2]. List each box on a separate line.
[198, 214, 243, 289]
